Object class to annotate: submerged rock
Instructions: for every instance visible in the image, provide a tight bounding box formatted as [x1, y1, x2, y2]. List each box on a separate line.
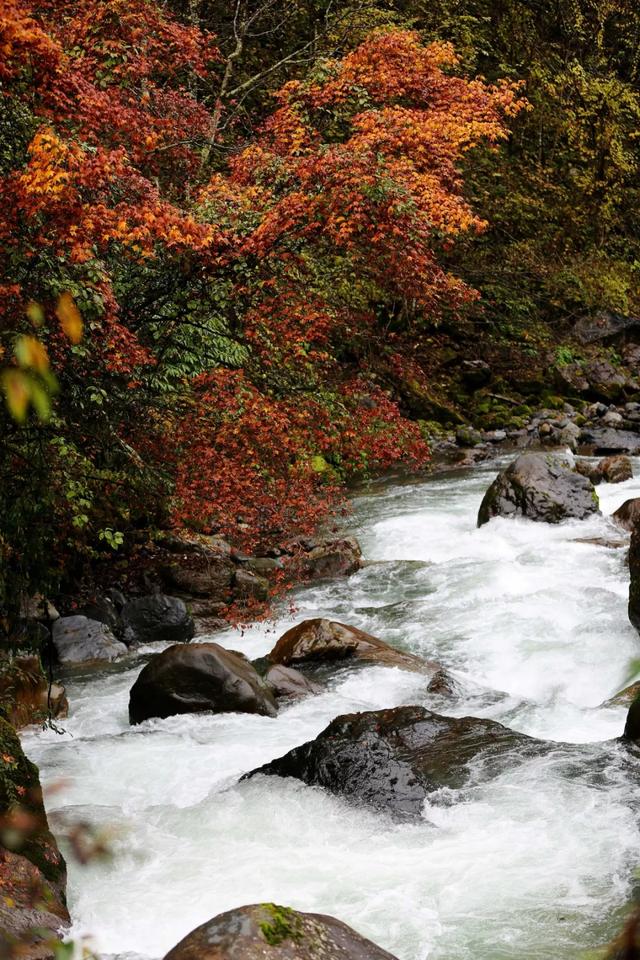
[477, 453, 600, 526]
[52, 616, 127, 663]
[268, 619, 436, 675]
[163, 903, 399, 960]
[129, 642, 277, 724]
[264, 664, 323, 702]
[122, 594, 194, 646]
[246, 705, 546, 820]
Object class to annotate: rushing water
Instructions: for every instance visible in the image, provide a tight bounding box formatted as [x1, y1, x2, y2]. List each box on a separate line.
[22, 457, 640, 960]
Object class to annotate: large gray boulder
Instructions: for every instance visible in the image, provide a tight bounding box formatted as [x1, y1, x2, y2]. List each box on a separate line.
[477, 453, 600, 526]
[129, 642, 277, 724]
[268, 619, 436, 675]
[580, 428, 640, 455]
[246, 706, 547, 820]
[52, 616, 127, 663]
[163, 903, 399, 960]
[122, 594, 194, 645]
[572, 310, 640, 345]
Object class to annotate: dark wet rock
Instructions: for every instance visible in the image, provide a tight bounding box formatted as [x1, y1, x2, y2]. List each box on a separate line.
[612, 498, 640, 532]
[623, 695, 640, 741]
[572, 310, 640, 345]
[268, 619, 436, 675]
[122, 594, 194, 646]
[629, 525, 640, 633]
[52, 616, 127, 663]
[246, 706, 546, 820]
[460, 359, 491, 390]
[477, 453, 600, 526]
[264, 664, 323, 701]
[426, 669, 463, 697]
[129, 642, 277, 724]
[599, 454, 633, 483]
[580, 427, 640, 455]
[163, 903, 399, 960]
[575, 459, 603, 485]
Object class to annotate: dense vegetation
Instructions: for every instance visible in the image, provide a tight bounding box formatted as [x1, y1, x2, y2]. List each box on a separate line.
[1, 0, 639, 625]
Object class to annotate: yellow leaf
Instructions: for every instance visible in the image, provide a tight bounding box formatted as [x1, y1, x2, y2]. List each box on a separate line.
[2, 370, 30, 422]
[55, 292, 83, 343]
[15, 335, 49, 373]
[26, 301, 45, 327]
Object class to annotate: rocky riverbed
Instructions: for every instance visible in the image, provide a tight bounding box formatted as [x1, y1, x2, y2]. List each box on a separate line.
[12, 453, 640, 960]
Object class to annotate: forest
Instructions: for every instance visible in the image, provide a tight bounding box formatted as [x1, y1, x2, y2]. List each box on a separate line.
[3, 1, 640, 958]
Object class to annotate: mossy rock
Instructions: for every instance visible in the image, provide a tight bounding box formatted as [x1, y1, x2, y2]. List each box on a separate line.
[163, 903, 399, 959]
[0, 718, 66, 892]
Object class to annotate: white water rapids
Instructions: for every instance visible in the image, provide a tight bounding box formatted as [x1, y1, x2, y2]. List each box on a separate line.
[22, 457, 640, 960]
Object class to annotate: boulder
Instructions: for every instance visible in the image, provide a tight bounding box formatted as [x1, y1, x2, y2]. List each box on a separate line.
[163, 904, 399, 960]
[572, 310, 640, 345]
[264, 664, 323, 701]
[295, 537, 362, 580]
[580, 427, 640, 454]
[584, 360, 628, 402]
[477, 454, 600, 526]
[246, 706, 546, 820]
[129, 642, 277, 724]
[554, 362, 589, 395]
[232, 568, 269, 602]
[599, 454, 633, 483]
[122, 594, 194, 646]
[268, 619, 435, 675]
[612, 498, 640, 532]
[160, 558, 235, 601]
[52, 616, 127, 663]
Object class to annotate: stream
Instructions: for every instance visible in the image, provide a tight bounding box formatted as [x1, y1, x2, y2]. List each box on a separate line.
[22, 458, 640, 960]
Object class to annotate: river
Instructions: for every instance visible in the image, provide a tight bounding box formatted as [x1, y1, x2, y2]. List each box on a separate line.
[22, 458, 640, 960]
